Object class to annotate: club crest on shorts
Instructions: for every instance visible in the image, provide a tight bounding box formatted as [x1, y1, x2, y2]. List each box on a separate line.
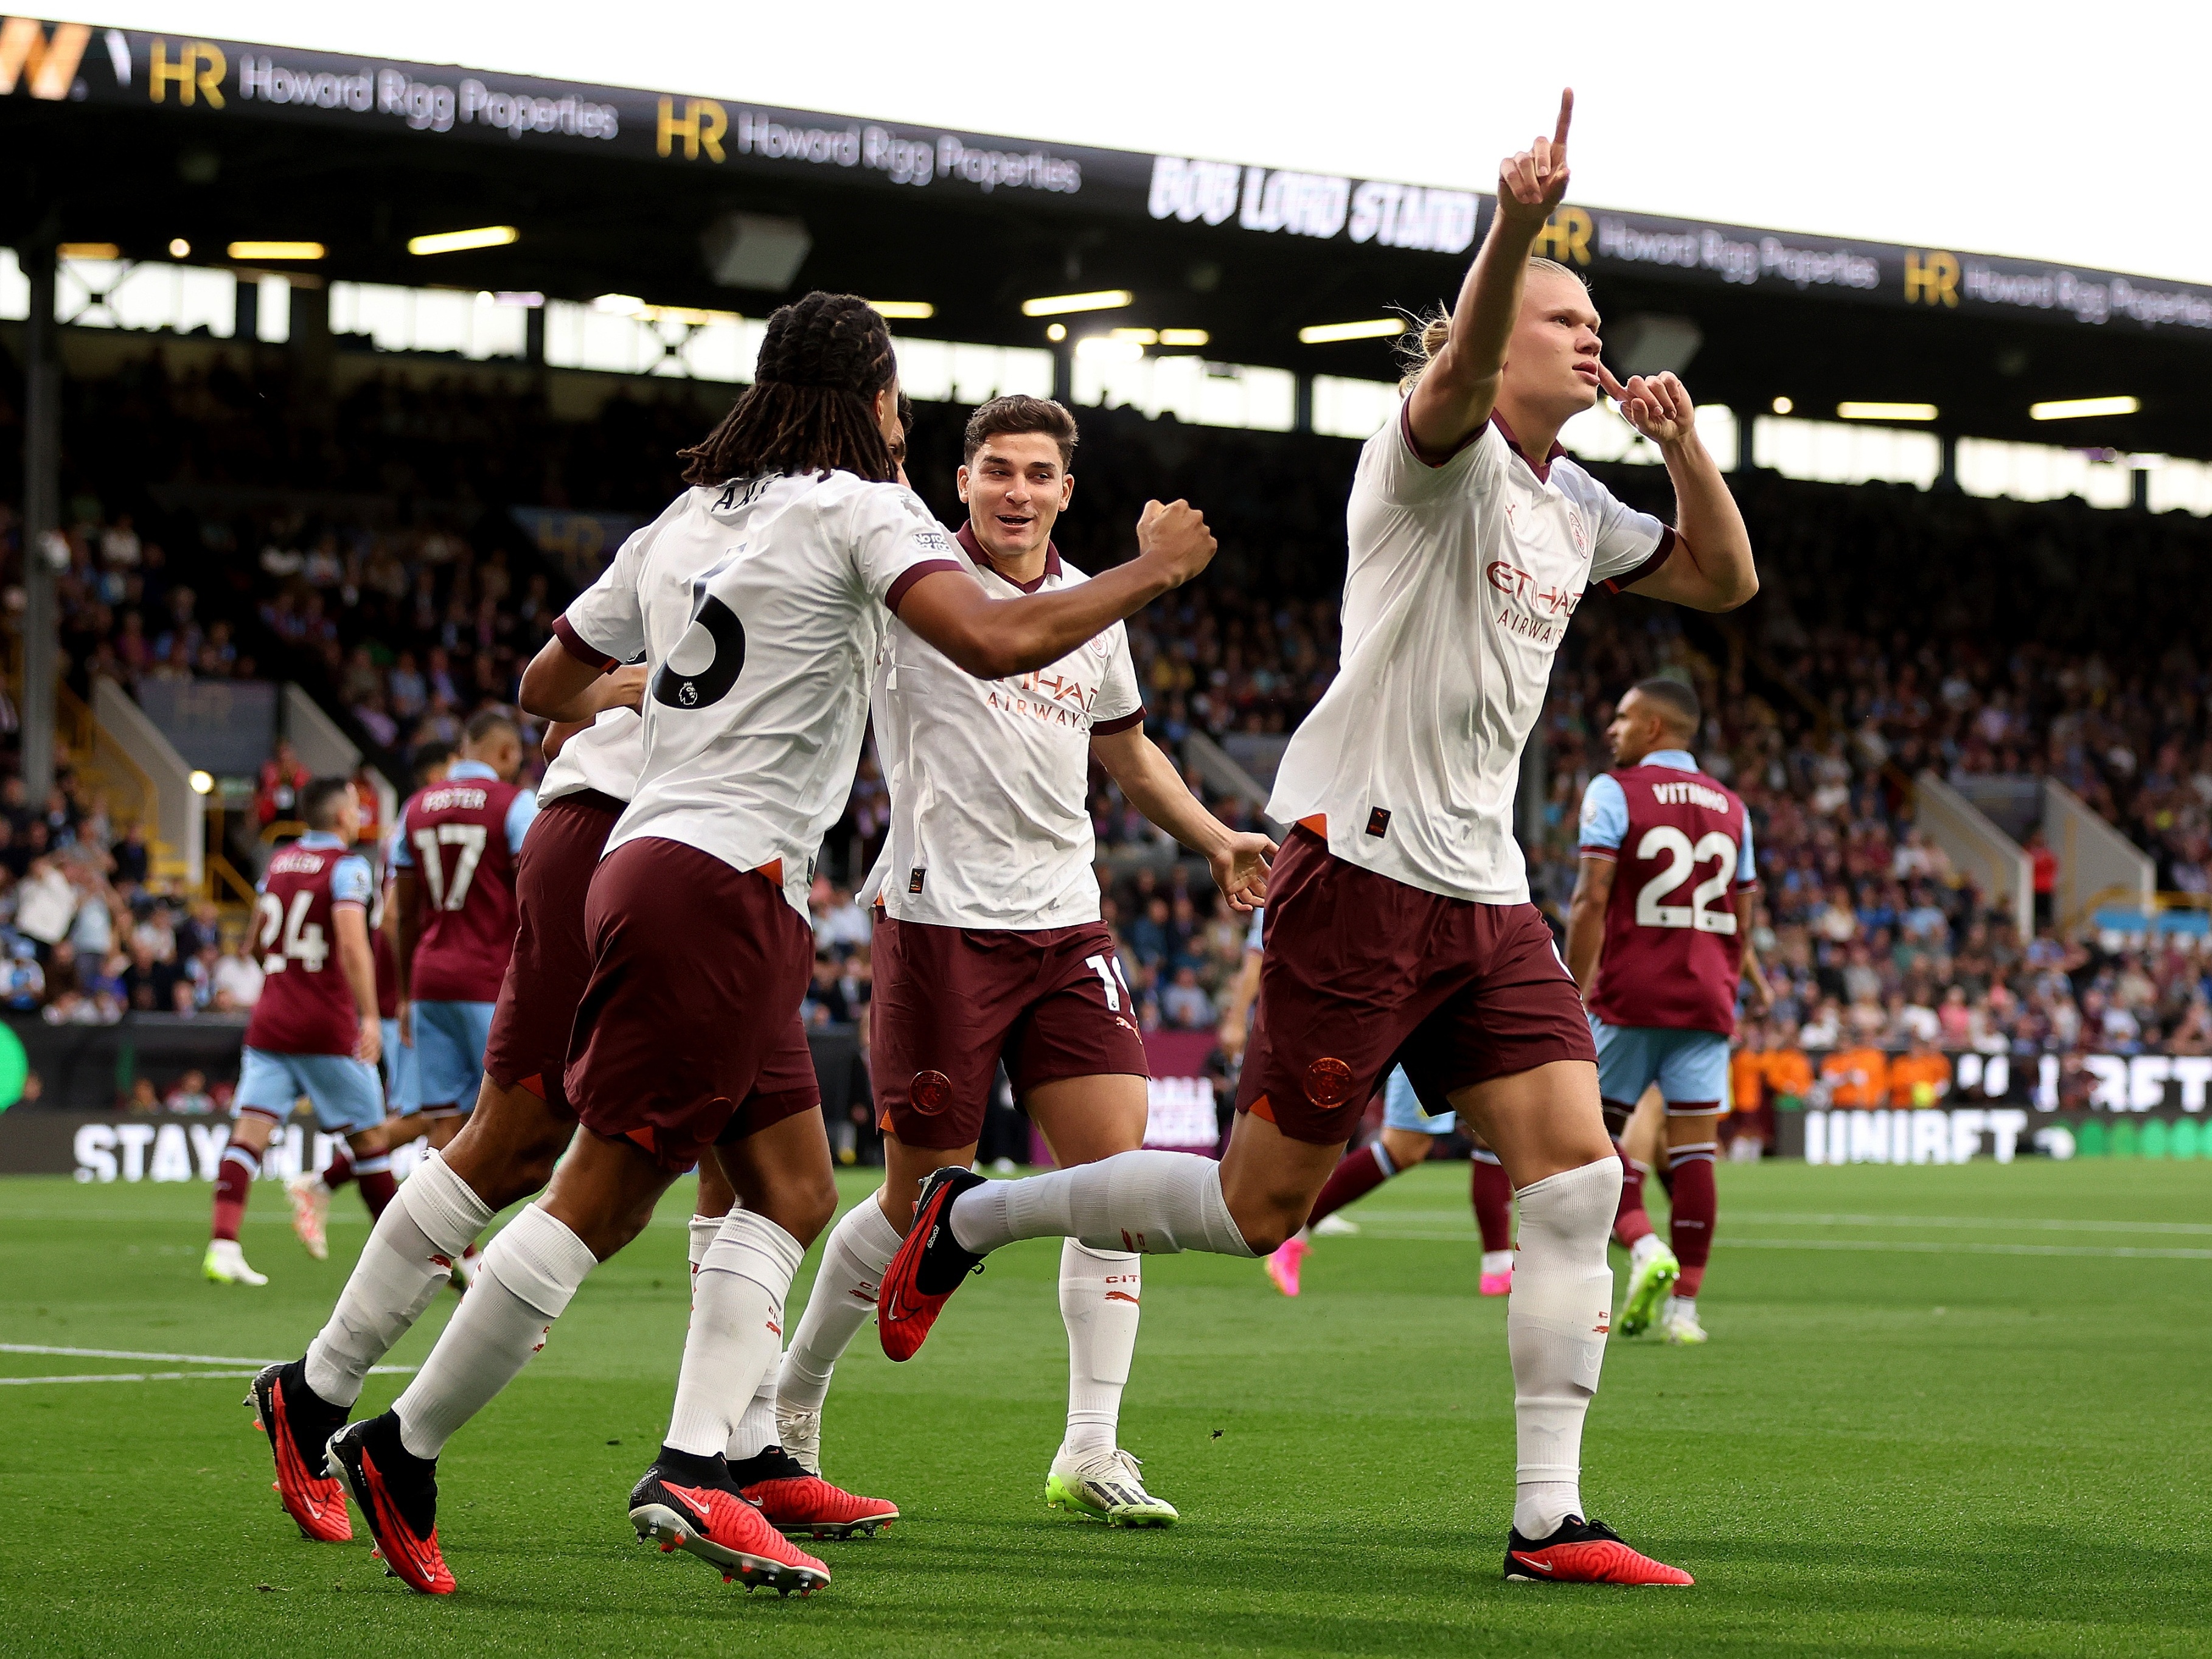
[1303, 1057, 1355, 1107]
[910, 1069, 952, 1114]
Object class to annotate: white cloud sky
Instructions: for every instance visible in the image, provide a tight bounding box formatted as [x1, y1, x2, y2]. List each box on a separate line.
[97, 0, 2212, 285]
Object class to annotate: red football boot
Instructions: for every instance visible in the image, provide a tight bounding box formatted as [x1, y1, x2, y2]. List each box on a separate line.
[732, 1448, 898, 1540]
[877, 1166, 987, 1362]
[327, 1414, 456, 1595]
[629, 1449, 831, 1596]
[1503, 1515, 1694, 1585]
[247, 1362, 353, 1543]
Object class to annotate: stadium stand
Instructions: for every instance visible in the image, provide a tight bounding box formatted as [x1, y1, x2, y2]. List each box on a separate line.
[4, 329, 2211, 1125]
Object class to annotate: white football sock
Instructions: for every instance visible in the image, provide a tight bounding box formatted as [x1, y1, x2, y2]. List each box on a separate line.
[948, 1151, 1254, 1258]
[304, 1150, 495, 1408]
[687, 1211, 720, 1278]
[1506, 1157, 1621, 1539]
[778, 1196, 902, 1414]
[1630, 1231, 1666, 1270]
[1481, 1249, 1515, 1278]
[392, 1203, 596, 1459]
[728, 1374, 782, 1461]
[666, 1209, 803, 1458]
[1059, 1240, 1141, 1458]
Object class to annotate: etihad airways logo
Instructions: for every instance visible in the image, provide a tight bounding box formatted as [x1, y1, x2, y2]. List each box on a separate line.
[1487, 559, 1579, 649]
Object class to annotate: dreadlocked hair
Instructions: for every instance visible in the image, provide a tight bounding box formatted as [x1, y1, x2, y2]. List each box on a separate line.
[680, 292, 899, 486]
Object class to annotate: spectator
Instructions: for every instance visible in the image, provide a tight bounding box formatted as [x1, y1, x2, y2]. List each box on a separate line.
[1, 940, 44, 1010]
[165, 1068, 216, 1114]
[1887, 1032, 1952, 1107]
[1819, 1042, 1889, 1108]
[2026, 830, 2058, 930]
[211, 941, 264, 1010]
[802, 953, 852, 1026]
[256, 739, 312, 827]
[14, 857, 76, 950]
[1160, 965, 1216, 1030]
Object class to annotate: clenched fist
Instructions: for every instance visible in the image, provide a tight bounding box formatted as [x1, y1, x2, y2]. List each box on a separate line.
[1136, 499, 1218, 589]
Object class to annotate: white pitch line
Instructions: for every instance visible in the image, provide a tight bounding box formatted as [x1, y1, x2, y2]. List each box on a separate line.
[1366, 1208, 2212, 1236]
[0, 1343, 414, 1372]
[1354, 1228, 2212, 1260]
[0, 1370, 265, 1385]
[1727, 1211, 2212, 1236]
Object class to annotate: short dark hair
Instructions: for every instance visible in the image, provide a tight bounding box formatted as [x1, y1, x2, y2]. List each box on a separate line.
[412, 740, 456, 784]
[300, 776, 353, 831]
[1631, 676, 1701, 736]
[962, 395, 1078, 470]
[464, 707, 519, 748]
[679, 292, 898, 487]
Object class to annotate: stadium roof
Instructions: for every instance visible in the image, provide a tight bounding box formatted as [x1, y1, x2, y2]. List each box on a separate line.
[7, 18, 2212, 456]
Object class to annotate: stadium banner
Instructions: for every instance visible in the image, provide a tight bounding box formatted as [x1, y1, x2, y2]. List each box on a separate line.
[1141, 1029, 1220, 1155]
[13, 18, 2211, 338]
[1782, 1107, 2208, 1164]
[1785, 1048, 2212, 1113]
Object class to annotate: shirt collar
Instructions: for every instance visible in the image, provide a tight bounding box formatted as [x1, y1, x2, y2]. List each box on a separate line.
[956, 521, 1061, 594]
[1488, 411, 1568, 484]
[446, 760, 499, 781]
[297, 830, 347, 849]
[1643, 749, 1700, 771]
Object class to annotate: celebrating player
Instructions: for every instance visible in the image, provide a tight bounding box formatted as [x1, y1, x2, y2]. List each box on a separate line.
[1567, 679, 1770, 1345]
[773, 394, 1271, 1529]
[873, 90, 1757, 1586]
[1263, 1065, 1518, 1298]
[304, 293, 1217, 1598]
[205, 781, 388, 1290]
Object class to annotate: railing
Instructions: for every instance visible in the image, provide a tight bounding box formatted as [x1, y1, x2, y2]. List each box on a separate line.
[53, 680, 184, 878]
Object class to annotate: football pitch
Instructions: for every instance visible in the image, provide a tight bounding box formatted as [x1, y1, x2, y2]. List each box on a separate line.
[2, 1158, 2207, 1658]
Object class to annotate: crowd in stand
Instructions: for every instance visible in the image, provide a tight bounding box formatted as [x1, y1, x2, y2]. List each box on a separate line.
[10, 347, 2212, 1109]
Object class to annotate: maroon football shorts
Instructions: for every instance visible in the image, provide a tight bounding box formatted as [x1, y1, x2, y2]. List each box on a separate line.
[563, 836, 819, 1173]
[1234, 827, 1595, 1146]
[482, 790, 623, 1116]
[871, 916, 1150, 1152]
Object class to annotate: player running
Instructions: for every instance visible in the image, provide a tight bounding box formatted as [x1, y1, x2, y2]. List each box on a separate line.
[773, 393, 1271, 1529]
[287, 745, 452, 1259]
[301, 293, 1217, 1599]
[381, 711, 537, 1161]
[1264, 1065, 1517, 1298]
[1567, 678, 1769, 1345]
[872, 90, 1757, 1587]
[205, 782, 388, 1289]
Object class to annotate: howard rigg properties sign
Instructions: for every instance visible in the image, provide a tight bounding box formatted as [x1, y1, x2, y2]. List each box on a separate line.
[10, 17, 2212, 334]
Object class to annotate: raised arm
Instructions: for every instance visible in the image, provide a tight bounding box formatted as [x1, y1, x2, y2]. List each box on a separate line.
[897, 499, 1216, 680]
[1406, 89, 1574, 459]
[1599, 365, 1758, 611]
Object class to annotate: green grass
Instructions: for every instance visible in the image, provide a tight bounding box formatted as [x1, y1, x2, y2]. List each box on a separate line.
[2, 1158, 2209, 1657]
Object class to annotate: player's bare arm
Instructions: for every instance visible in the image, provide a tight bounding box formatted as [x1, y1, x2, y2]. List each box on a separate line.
[898, 499, 1216, 680]
[1734, 889, 1773, 1014]
[1406, 89, 1574, 458]
[1598, 364, 1759, 611]
[1089, 723, 1275, 911]
[332, 901, 382, 1068]
[1565, 854, 1616, 998]
[390, 867, 421, 1043]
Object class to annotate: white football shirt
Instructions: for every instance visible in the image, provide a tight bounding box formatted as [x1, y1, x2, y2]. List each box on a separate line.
[860, 523, 1144, 928]
[556, 471, 964, 915]
[539, 708, 644, 806]
[1268, 403, 1674, 905]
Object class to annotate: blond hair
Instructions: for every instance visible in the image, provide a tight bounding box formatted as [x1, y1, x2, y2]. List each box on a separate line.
[1396, 257, 1588, 394]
